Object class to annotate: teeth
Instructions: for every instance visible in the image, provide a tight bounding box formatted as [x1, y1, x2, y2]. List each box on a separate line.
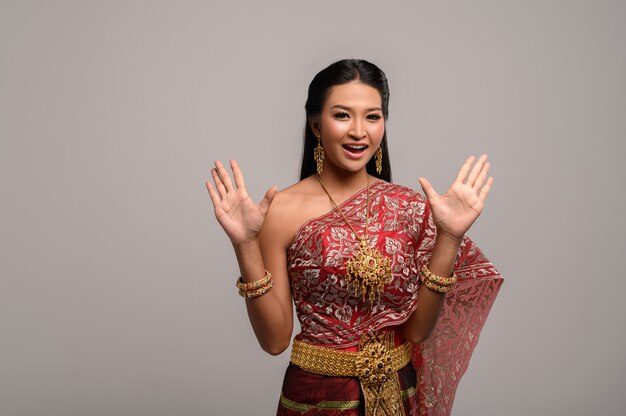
[344, 145, 366, 150]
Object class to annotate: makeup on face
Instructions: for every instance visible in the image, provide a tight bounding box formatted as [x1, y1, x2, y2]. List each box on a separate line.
[316, 82, 385, 172]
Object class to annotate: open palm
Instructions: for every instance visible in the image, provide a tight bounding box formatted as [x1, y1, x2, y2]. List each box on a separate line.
[206, 160, 276, 246]
[419, 155, 493, 241]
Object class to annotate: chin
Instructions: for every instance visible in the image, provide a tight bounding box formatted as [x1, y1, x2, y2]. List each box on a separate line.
[338, 163, 370, 174]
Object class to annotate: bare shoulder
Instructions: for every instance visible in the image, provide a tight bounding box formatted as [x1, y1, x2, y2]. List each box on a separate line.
[262, 176, 328, 249]
[273, 176, 319, 210]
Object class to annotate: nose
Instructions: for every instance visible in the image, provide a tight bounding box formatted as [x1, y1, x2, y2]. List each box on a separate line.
[348, 118, 367, 140]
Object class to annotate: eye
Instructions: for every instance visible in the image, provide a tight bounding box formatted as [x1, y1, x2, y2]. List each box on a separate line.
[367, 113, 383, 121]
[333, 111, 350, 119]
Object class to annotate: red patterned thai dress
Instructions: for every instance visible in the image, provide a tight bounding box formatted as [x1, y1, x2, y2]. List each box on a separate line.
[276, 181, 503, 416]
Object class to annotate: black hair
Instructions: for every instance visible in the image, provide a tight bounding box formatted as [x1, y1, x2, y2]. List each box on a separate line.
[299, 59, 392, 182]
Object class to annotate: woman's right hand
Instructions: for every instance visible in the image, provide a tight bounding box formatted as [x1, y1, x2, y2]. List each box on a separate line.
[206, 160, 277, 246]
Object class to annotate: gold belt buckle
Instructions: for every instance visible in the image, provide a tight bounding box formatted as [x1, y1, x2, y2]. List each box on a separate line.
[355, 332, 394, 387]
[357, 331, 407, 416]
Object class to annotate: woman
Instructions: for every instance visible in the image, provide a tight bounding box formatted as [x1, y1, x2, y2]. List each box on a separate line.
[206, 59, 503, 416]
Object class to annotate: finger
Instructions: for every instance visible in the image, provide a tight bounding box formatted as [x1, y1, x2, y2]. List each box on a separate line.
[478, 176, 494, 203]
[259, 186, 278, 216]
[230, 159, 246, 190]
[214, 160, 234, 192]
[211, 167, 228, 199]
[466, 154, 488, 186]
[205, 180, 222, 208]
[454, 155, 475, 184]
[418, 177, 438, 201]
[473, 162, 491, 191]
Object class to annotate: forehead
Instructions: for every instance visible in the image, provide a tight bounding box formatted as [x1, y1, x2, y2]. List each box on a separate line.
[324, 81, 382, 109]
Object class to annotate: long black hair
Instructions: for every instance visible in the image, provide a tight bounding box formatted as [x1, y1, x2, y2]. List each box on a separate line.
[299, 59, 392, 182]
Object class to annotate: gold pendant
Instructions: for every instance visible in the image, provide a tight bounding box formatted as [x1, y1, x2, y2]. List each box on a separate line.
[345, 239, 392, 303]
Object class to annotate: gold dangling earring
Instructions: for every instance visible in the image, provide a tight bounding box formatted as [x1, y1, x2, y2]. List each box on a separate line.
[314, 136, 324, 175]
[375, 147, 383, 175]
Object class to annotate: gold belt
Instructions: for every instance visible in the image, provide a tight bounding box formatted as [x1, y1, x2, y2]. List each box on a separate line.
[290, 331, 413, 416]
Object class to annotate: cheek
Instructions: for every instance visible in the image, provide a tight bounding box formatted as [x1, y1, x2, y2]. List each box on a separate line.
[369, 123, 386, 141]
[323, 119, 349, 137]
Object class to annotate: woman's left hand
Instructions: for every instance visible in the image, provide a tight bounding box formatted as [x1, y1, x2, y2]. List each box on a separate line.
[419, 154, 494, 242]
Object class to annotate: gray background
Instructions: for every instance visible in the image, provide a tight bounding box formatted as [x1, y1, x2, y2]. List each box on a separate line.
[1, 1, 625, 415]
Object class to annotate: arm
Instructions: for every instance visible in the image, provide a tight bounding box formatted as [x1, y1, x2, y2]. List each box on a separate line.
[240, 198, 293, 355]
[401, 231, 460, 344]
[206, 160, 293, 355]
[401, 155, 494, 344]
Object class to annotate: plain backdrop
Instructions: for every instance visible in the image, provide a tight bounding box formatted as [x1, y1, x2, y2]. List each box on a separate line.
[1, 1, 625, 415]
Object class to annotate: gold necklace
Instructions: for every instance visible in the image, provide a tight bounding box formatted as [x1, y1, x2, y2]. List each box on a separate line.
[316, 174, 392, 303]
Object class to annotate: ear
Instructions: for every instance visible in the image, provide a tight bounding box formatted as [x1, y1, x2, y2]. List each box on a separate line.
[308, 117, 321, 138]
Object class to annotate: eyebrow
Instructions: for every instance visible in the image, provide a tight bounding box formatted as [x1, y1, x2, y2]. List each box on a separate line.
[330, 104, 382, 112]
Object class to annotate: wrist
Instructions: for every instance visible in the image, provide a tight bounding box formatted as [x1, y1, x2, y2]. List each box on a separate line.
[232, 237, 260, 251]
[429, 233, 460, 278]
[434, 230, 463, 248]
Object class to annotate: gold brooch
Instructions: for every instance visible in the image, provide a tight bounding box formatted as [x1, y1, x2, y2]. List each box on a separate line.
[345, 239, 392, 302]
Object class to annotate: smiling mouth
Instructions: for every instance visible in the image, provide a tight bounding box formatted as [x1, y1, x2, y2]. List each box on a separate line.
[342, 144, 368, 154]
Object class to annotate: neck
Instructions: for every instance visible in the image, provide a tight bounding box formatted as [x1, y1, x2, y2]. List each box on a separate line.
[317, 167, 371, 197]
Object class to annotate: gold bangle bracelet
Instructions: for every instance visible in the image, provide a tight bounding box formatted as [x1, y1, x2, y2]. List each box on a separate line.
[239, 280, 274, 298]
[421, 278, 455, 293]
[236, 270, 274, 298]
[236, 270, 272, 291]
[419, 264, 457, 293]
[419, 264, 457, 286]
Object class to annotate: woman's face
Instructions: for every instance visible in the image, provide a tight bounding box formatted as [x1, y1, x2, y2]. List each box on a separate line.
[311, 81, 385, 176]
